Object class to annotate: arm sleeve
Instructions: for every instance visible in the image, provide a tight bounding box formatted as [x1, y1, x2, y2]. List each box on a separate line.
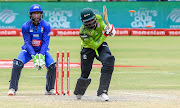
[40, 23, 51, 55]
[22, 24, 36, 55]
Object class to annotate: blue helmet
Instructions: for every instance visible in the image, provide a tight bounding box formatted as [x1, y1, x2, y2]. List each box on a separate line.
[29, 4, 43, 14]
[29, 4, 43, 24]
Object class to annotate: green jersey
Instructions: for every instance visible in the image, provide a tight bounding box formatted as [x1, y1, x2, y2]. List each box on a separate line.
[79, 14, 107, 51]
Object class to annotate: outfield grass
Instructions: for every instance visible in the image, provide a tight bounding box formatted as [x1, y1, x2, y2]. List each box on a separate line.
[1, 36, 180, 107]
[0, 36, 180, 91]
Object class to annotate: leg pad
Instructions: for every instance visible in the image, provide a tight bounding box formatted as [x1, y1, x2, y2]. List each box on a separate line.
[46, 62, 56, 91]
[74, 77, 91, 95]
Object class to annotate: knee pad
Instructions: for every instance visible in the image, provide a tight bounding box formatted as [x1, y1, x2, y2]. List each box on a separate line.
[74, 77, 91, 95]
[103, 55, 115, 66]
[101, 56, 115, 74]
[13, 59, 24, 69]
[48, 62, 56, 72]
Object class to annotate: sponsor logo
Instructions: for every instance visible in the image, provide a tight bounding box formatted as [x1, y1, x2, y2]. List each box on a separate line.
[83, 54, 87, 59]
[84, 13, 90, 17]
[44, 8, 72, 28]
[0, 30, 17, 35]
[57, 30, 79, 36]
[102, 44, 108, 47]
[167, 8, 180, 22]
[169, 31, 180, 35]
[50, 31, 54, 36]
[33, 6, 39, 9]
[80, 35, 88, 38]
[116, 29, 130, 35]
[97, 23, 100, 27]
[16, 61, 18, 65]
[168, 30, 180, 36]
[130, 8, 157, 28]
[32, 39, 42, 47]
[131, 30, 166, 36]
[0, 9, 18, 24]
[167, 8, 180, 28]
[33, 34, 39, 37]
[30, 29, 33, 32]
[103, 90, 107, 93]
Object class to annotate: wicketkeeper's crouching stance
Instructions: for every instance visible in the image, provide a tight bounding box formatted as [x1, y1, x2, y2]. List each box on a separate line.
[74, 8, 116, 101]
[8, 4, 56, 95]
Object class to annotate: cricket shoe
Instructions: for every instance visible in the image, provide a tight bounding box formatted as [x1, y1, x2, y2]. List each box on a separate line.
[8, 88, 16, 96]
[45, 89, 56, 95]
[99, 93, 109, 101]
[76, 95, 82, 99]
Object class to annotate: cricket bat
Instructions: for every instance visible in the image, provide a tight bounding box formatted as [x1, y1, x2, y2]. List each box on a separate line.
[103, 5, 110, 30]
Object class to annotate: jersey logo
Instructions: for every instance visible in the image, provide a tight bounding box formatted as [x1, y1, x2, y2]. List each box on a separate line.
[83, 54, 87, 59]
[80, 35, 88, 38]
[102, 43, 108, 47]
[41, 27, 43, 33]
[30, 29, 33, 32]
[97, 23, 100, 27]
[32, 39, 42, 47]
[33, 34, 39, 37]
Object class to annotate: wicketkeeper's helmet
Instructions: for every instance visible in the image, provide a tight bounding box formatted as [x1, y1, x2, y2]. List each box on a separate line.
[29, 4, 43, 24]
[80, 8, 97, 29]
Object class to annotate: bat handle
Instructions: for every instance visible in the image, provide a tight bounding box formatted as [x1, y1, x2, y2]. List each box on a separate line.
[103, 5, 107, 12]
[107, 23, 110, 30]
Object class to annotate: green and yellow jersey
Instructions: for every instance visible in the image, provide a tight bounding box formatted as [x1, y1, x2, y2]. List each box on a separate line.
[79, 14, 107, 53]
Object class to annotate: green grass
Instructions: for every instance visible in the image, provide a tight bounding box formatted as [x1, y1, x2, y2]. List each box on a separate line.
[0, 36, 180, 94]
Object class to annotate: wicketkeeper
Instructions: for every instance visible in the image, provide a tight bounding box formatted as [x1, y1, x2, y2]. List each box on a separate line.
[8, 4, 56, 95]
[74, 8, 116, 101]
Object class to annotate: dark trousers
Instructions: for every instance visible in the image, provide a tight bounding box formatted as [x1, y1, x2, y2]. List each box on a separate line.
[81, 42, 113, 78]
[80, 42, 115, 95]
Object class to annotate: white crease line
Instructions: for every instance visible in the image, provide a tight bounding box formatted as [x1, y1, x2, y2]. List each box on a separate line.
[0, 96, 28, 97]
[120, 92, 179, 99]
[114, 71, 179, 75]
[25, 76, 45, 78]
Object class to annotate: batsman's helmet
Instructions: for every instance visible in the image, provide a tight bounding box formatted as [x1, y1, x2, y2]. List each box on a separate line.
[29, 4, 43, 23]
[80, 8, 97, 29]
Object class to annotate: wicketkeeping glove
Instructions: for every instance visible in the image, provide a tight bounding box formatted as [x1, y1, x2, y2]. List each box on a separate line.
[31, 54, 40, 70]
[38, 54, 45, 70]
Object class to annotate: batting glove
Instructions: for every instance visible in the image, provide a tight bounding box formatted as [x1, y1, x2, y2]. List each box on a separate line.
[104, 24, 116, 37]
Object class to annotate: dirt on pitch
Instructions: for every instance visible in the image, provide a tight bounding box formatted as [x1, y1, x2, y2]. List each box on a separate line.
[1, 90, 180, 108]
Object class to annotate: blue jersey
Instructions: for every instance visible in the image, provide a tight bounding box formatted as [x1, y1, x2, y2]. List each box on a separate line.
[21, 19, 51, 56]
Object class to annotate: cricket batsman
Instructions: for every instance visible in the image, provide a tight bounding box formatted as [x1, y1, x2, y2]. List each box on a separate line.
[74, 8, 116, 101]
[8, 4, 56, 95]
